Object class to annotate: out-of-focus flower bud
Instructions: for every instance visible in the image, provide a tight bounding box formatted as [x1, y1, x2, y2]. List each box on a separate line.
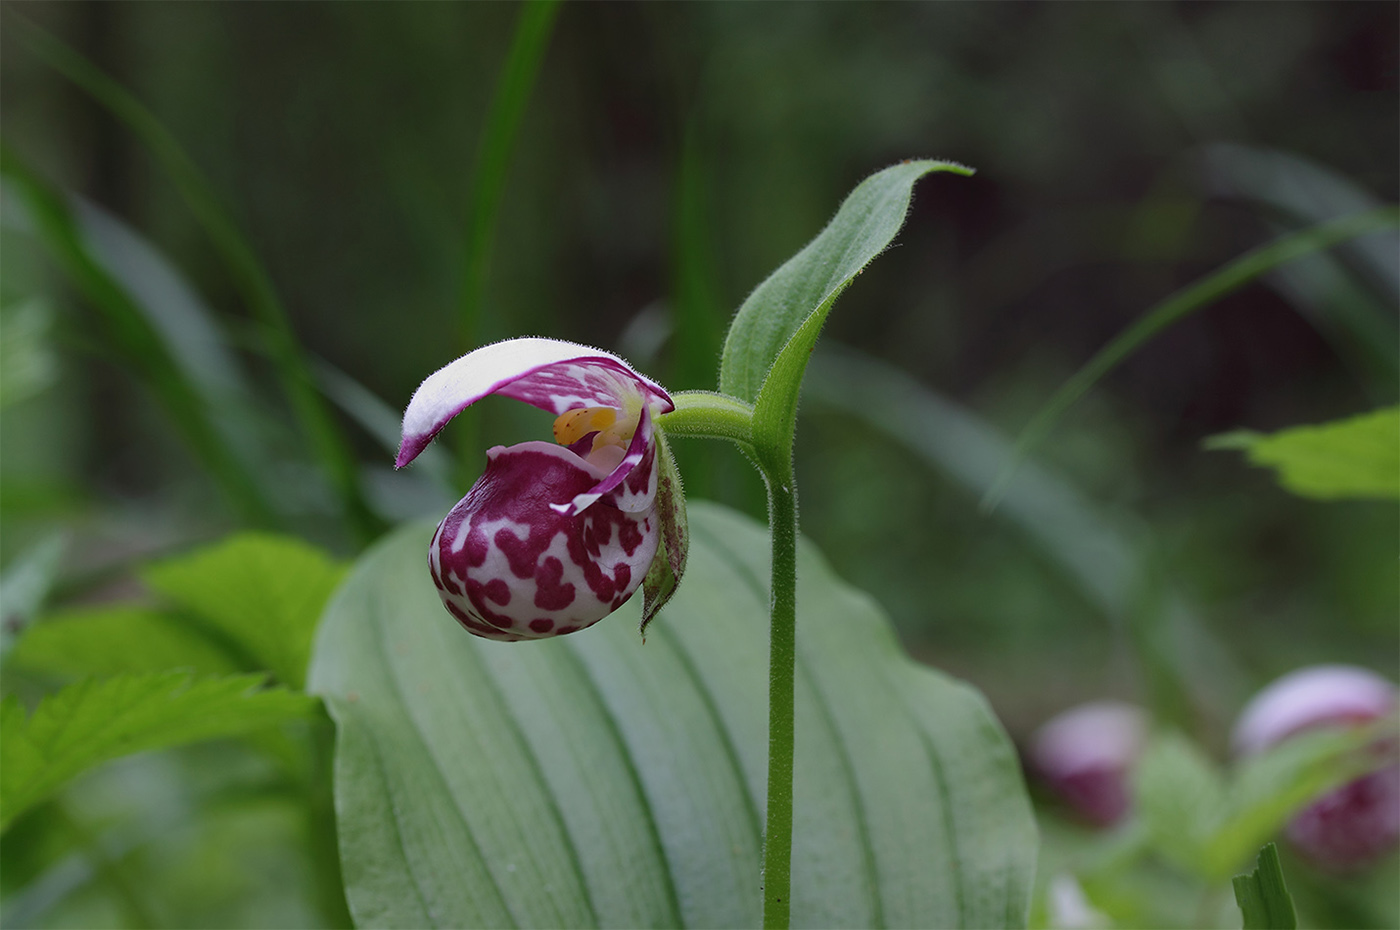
[1031, 701, 1148, 827]
[1233, 665, 1399, 870]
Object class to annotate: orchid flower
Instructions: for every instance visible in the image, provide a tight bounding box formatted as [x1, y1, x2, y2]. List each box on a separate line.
[1233, 665, 1399, 870]
[396, 338, 684, 642]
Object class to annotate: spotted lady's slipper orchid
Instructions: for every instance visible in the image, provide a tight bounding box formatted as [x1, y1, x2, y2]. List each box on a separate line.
[1233, 665, 1399, 870]
[396, 338, 686, 642]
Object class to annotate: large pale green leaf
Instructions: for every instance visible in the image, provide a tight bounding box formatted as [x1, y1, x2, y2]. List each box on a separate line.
[1208, 407, 1399, 501]
[143, 533, 346, 689]
[0, 671, 315, 831]
[308, 502, 1035, 929]
[719, 160, 972, 408]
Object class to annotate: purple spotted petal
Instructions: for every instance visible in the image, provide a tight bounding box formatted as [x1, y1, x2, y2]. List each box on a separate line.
[428, 441, 660, 641]
[396, 338, 672, 468]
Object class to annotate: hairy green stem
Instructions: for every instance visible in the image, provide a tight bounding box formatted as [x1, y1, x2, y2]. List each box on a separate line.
[760, 464, 798, 929]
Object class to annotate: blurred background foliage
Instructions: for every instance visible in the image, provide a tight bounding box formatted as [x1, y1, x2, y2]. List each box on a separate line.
[1, 1, 1396, 927]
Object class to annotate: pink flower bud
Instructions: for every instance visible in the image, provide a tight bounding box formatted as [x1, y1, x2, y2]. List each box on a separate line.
[1233, 665, 1399, 870]
[1031, 701, 1148, 827]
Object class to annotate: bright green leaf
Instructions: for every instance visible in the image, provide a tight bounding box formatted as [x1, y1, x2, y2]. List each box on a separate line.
[1233, 843, 1297, 930]
[7, 605, 240, 679]
[308, 503, 1036, 929]
[719, 160, 972, 407]
[0, 671, 315, 831]
[1209, 407, 1399, 500]
[143, 533, 346, 690]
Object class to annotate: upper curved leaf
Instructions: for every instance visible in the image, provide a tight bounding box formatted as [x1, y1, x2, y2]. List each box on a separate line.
[718, 160, 972, 407]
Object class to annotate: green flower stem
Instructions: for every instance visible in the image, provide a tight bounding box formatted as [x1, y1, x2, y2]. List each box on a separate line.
[658, 387, 797, 927]
[655, 390, 755, 448]
[759, 460, 798, 930]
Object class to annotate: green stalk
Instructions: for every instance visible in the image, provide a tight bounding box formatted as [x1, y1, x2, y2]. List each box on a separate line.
[760, 463, 798, 929]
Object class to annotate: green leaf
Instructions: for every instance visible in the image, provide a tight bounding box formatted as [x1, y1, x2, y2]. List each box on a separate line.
[1134, 726, 1378, 882]
[7, 605, 240, 679]
[308, 503, 1036, 928]
[0, 672, 315, 831]
[1208, 407, 1399, 500]
[1205, 725, 1378, 878]
[719, 160, 972, 406]
[143, 534, 346, 690]
[1233, 844, 1297, 930]
[1132, 731, 1228, 874]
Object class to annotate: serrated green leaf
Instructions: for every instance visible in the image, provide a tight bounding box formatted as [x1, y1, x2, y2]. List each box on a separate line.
[308, 503, 1035, 929]
[719, 160, 972, 407]
[7, 605, 239, 679]
[1212, 407, 1399, 500]
[0, 672, 315, 831]
[143, 534, 346, 690]
[1233, 843, 1297, 930]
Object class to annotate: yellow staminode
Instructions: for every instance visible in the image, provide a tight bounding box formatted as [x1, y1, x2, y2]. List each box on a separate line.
[553, 406, 619, 446]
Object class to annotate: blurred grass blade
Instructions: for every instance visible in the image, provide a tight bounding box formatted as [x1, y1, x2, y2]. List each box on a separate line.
[984, 206, 1400, 511]
[1202, 144, 1400, 299]
[1, 148, 278, 526]
[0, 299, 58, 408]
[1201, 144, 1400, 393]
[671, 117, 726, 390]
[0, 671, 316, 832]
[15, 16, 382, 543]
[805, 345, 1244, 717]
[313, 358, 455, 496]
[456, 0, 563, 348]
[1233, 844, 1297, 930]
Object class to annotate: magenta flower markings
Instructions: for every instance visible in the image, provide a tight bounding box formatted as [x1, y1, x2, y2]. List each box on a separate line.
[396, 338, 674, 642]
